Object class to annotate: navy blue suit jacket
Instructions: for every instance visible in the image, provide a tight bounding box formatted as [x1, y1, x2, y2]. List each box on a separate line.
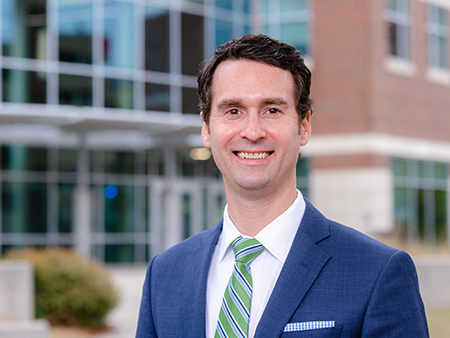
[136, 199, 429, 337]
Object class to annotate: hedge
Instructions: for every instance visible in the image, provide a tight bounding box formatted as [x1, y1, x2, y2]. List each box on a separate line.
[5, 247, 118, 328]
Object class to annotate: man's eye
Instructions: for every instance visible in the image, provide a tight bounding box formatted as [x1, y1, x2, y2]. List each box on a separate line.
[268, 108, 280, 114]
[228, 109, 240, 115]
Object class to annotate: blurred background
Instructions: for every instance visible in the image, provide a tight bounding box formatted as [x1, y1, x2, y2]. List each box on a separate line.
[0, 0, 449, 336]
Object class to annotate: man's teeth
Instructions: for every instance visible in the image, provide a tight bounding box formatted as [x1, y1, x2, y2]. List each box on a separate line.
[236, 152, 270, 159]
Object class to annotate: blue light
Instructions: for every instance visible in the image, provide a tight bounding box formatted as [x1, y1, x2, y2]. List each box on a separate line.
[104, 185, 118, 199]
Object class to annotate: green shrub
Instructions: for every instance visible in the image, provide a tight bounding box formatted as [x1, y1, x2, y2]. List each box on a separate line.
[5, 247, 119, 328]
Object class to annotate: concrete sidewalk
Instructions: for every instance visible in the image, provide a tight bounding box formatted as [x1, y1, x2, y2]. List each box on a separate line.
[96, 257, 450, 338]
[94, 267, 147, 338]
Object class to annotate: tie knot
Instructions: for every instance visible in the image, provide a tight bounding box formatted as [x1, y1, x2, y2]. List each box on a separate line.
[232, 237, 264, 264]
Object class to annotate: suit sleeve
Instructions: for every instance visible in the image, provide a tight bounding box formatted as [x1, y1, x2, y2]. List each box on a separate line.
[136, 257, 158, 338]
[361, 250, 429, 337]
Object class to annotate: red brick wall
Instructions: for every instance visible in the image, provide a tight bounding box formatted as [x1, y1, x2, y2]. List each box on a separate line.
[310, 0, 450, 142]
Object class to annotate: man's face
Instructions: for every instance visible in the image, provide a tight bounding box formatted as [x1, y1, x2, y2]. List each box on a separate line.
[201, 59, 311, 197]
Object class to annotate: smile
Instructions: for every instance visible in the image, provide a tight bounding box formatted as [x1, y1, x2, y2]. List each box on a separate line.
[235, 152, 272, 159]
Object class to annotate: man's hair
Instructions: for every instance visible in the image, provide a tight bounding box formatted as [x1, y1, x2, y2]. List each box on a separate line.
[197, 34, 313, 125]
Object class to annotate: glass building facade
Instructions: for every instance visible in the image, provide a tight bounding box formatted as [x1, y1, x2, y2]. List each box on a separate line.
[0, 0, 312, 263]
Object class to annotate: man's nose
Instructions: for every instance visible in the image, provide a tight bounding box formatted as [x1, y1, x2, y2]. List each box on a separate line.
[239, 113, 267, 141]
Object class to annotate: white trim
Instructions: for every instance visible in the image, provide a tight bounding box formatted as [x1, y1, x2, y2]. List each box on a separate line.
[384, 57, 417, 77]
[426, 67, 450, 86]
[418, 0, 450, 11]
[303, 132, 450, 163]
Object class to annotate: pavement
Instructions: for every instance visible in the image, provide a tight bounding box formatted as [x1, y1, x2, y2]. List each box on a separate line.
[94, 256, 450, 338]
[94, 267, 147, 338]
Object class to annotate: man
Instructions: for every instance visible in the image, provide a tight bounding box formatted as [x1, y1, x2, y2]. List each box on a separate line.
[136, 34, 428, 337]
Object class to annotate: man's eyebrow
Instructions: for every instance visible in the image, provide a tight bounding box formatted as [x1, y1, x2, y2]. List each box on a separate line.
[217, 99, 244, 110]
[217, 97, 290, 109]
[260, 98, 290, 106]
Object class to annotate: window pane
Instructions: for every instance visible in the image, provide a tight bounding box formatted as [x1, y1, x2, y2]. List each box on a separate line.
[145, 6, 170, 72]
[392, 158, 407, 177]
[435, 190, 447, 242]
[183, 193, 191, 239]
[145, 83, 170, 112]
[182, 87, 199, 115]
[2, 69, 46, 104]
[104, 1, 134, 68]
[216, 0, 232, 10]
[58, 0, 92, 63]
[105, 244, 134, 263]
[435, 163, 448, 180]
[105, 78, 133, 109]
[280, 0, 308, 12]
[59, 74, 92, 106]
[146, 149, 163, 176]
[388, 22, 398, 56]
[1, 145, 47, 171]
[59, 183, 74, 233]
[104, 151, 134, 174]
[216, 19, 233, 47]
[394, 187, 408, 234]
[2, 0, 47, 59]
[182, 13, 204, 76]
[2, 182, 47, 233]
[104, 184, 134, 233]
[280, 21, 309, 53]
[438, 36, 448, 68]
[58, 149, 77, 172]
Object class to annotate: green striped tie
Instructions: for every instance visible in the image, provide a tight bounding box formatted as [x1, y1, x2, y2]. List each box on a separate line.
[215, 237, 264, 338]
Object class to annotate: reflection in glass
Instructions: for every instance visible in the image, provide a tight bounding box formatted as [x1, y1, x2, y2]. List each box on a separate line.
[145, 83, 170, 112]
[183, 193, 191, 239]
[215, 19, 233, 47]
[58, 0, 93, 63]
[2, 182, 47, 233]
[104, 0, 134, 68]
[280, 0, 308, 12]
[59, 74, 92, 106]
[58, 149, 78, 172]
[104, 184, 134, 233]
[182, 87, 199, 115]
[2, 0, 47, 59]
[2, 69, 46, 104]
[104, 151, 135, 174]
[146, 149, 164, 176]
[280, 22, 309, 53]
[1, 145, 47, 171]
[182, 13, 204, 76]
[216, 0, 232, 10]
[105, 78, 133, 109]
[105, 244, 134, 263]
[145, 6, 170, 72]
[435, 190, 447, 242]
[59, 183, 74, 233]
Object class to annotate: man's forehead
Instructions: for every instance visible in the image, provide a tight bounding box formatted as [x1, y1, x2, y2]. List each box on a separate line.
[210, 59, 296, 106]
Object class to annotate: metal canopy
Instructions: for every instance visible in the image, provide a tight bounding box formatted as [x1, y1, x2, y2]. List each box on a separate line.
[0, 103, 202, 136]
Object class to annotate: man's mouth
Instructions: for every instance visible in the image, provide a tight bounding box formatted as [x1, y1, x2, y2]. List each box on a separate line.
[235, 151, 272, 159]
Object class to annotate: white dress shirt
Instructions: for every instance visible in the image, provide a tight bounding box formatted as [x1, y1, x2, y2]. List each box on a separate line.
[205, 190, 306, 338]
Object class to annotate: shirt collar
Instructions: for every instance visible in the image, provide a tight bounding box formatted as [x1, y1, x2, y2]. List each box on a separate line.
[217, 190, 306, 264]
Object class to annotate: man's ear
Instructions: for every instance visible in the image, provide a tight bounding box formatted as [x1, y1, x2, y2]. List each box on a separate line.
[200, 112, 211, 148]
[300, 111, 311, 146]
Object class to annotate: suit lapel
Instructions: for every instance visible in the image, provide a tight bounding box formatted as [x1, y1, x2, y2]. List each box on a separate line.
[254, 200, 332, 338]
[181, 223, 222, 337]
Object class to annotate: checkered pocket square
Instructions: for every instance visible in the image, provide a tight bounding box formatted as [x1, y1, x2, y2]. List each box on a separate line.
[283, 321, 336, 332]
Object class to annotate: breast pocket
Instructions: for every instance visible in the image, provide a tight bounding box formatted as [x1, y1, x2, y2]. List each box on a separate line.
[280, 325, 343, 337]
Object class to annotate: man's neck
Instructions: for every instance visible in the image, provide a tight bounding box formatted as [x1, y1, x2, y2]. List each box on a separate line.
[225, 186, 298, 237]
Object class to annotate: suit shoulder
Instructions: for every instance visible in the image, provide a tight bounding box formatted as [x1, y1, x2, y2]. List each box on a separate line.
[324, 219, 411, 268]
